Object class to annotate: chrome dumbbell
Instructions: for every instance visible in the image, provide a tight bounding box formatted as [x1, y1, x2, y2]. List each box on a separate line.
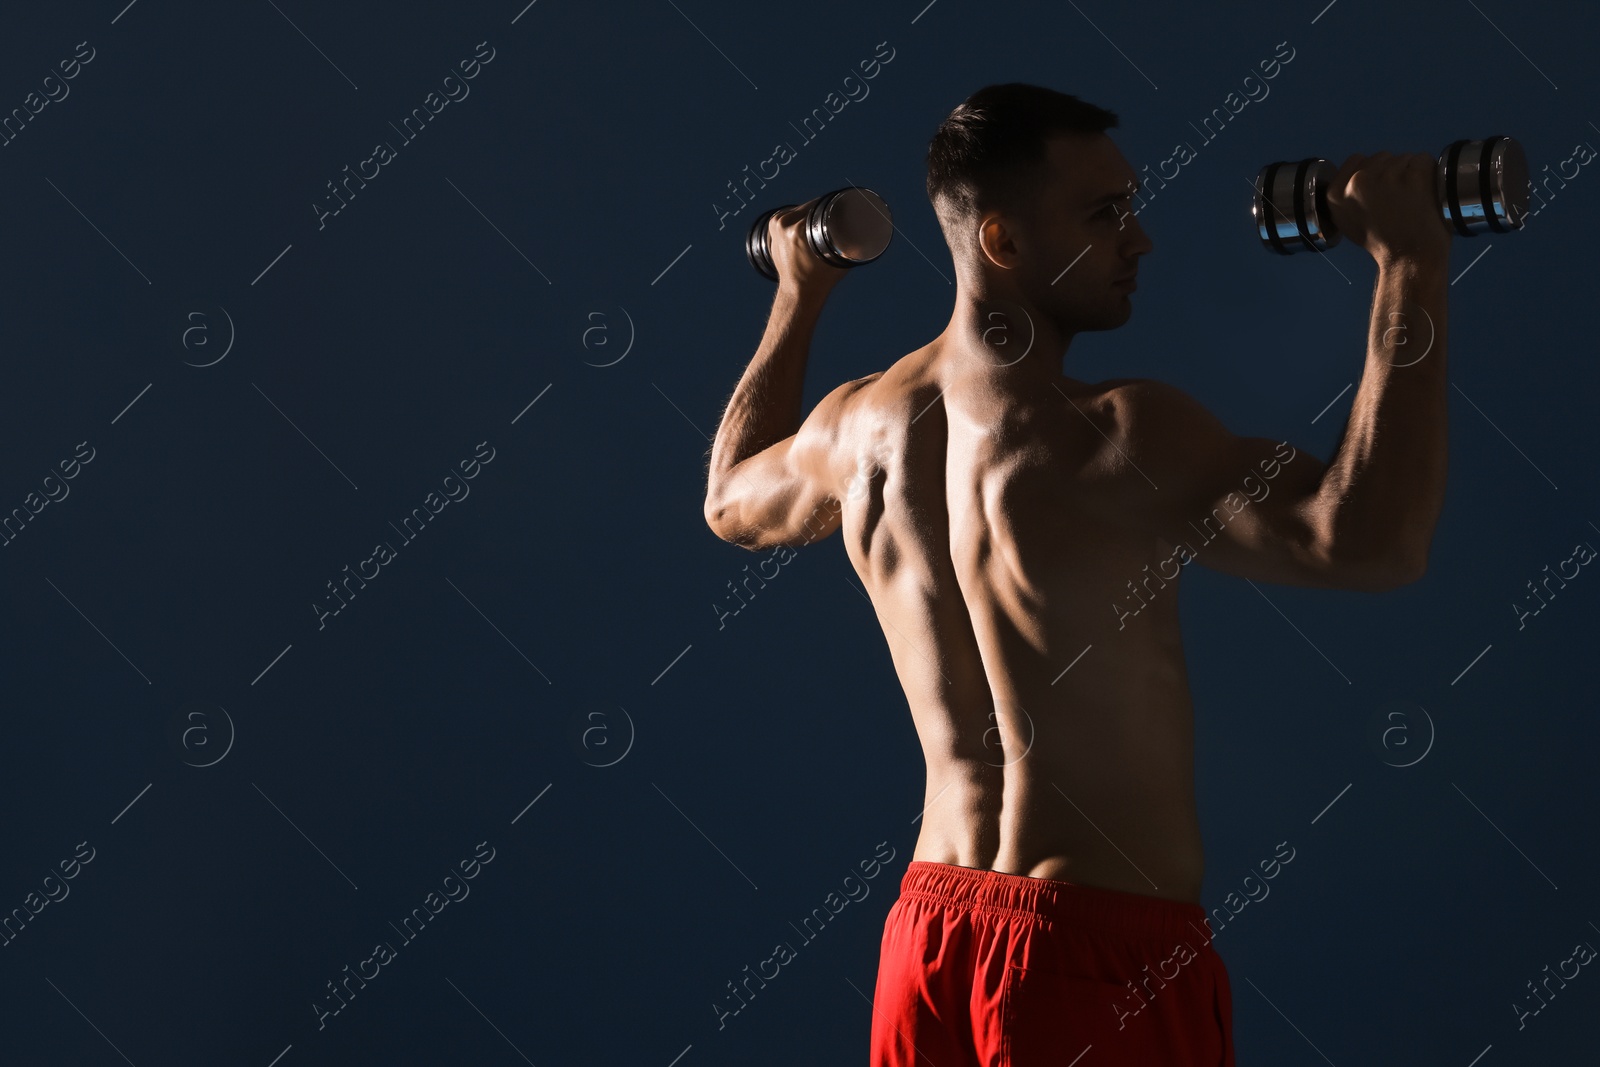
[745, 185, 893, 280]
[1252, 136, 1530, 254]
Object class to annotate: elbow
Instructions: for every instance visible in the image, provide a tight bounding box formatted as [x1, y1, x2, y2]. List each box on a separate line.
[1382, 532, 1431, 588]
[704, 495, 757, 548]
[703, 496, 731, 541]
[1392, 547, 1428, 587]
[1333, 541, 1426, 591]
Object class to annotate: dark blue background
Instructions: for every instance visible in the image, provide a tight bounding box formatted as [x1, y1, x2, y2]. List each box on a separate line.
[1, 1, 1595, 1064]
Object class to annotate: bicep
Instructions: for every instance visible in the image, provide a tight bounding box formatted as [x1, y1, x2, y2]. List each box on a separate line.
[1115, 382, 1347, 588]
[1166, 435, 1342, 588]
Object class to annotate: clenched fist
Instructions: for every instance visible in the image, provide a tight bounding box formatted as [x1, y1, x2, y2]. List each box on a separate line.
[1324, 151, 1454, 266]
[765, 197, 851, 296]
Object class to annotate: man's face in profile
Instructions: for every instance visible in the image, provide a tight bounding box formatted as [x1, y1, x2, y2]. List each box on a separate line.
[1001, 132, 1152, 334]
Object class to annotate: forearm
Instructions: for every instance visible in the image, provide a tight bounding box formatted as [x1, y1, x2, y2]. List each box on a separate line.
[706, 284, 827, 493]
[1317, 254, 1450, 574]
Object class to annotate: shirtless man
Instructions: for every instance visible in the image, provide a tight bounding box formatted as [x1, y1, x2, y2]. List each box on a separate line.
[703, 83, 1450, 1066]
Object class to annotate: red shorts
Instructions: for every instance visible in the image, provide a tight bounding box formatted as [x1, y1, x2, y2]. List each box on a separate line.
[869, 861, 1234, 1067]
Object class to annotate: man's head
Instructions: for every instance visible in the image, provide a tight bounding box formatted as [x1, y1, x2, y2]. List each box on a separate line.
[926, 83, 1152, 335]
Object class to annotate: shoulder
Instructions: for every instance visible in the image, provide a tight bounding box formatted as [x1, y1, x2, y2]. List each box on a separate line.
[841, 369, 888, 402]
[1048, 375, 1193, 440]
[1098, 376, 1192, 414]
[1068, 377, 1233, 498]
[809, 349, 946, 446]
[791, 371, 887, 473]
[1092, 377, 1306, 505]
[1091, 377, 1226, 446]
[808, 371, 886, 436]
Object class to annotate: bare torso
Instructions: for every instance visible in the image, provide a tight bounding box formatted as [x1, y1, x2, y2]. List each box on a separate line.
[837, 342, 1204, 904]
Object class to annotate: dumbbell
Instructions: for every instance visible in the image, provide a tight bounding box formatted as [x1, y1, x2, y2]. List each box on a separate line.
[1252, 136, 1530, 255]
[745, 185, 893, 280]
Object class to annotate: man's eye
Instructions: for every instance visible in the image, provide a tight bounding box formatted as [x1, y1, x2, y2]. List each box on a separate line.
[1095, 204, 1118, 218]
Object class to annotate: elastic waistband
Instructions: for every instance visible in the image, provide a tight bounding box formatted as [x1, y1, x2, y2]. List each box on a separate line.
[897, 860, 1214, 945]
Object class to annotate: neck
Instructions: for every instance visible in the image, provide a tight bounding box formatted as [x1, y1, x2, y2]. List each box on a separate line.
[935, 282, 1073, 383]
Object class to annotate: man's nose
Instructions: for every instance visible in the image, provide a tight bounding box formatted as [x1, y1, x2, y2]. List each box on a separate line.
[1123, 218, 1153, 257]
[1120, 214, 1158, 254]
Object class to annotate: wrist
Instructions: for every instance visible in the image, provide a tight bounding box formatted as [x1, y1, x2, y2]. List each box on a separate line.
[1374, 248, 1450, 276]
[1374, 255, 1450, 295]
[777, 277, 838, 310]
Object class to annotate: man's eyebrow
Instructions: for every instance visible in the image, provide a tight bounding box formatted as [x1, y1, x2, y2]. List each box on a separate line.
[1088, 180, 1142, 207]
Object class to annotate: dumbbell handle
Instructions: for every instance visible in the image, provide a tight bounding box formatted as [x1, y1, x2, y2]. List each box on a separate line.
[1253, 136, 1530, 255]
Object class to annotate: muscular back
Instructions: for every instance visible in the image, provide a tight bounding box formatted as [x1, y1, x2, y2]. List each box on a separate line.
[836, 344, 1206, 904]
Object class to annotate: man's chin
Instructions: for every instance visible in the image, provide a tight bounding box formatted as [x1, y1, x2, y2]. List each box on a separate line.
[1082, 303, 1133, 331]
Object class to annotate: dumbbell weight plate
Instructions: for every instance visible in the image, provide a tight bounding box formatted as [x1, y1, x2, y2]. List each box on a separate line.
[808, 186, 894, 268]
[745, 203, 797, 282]
[1253, 158, 1341, 255]
[1439, 136, 1530, 236]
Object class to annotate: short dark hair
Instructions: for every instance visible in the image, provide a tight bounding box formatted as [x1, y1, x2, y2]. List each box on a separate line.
[925, 83, 1119, 250]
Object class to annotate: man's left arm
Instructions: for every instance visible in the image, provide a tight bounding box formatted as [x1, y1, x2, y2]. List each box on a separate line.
[703, 203, 856, 550]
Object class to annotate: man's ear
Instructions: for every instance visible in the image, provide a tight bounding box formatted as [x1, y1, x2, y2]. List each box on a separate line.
[976, 213, 1020, 270]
